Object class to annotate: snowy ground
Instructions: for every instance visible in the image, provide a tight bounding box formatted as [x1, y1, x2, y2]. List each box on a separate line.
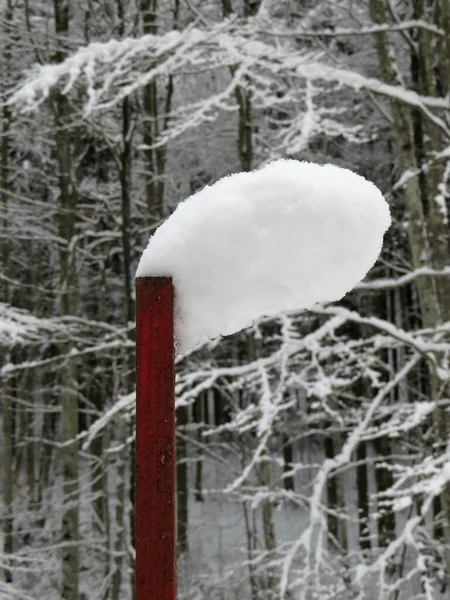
[179, 456, 309, 599]
[0, 439, 445, 600]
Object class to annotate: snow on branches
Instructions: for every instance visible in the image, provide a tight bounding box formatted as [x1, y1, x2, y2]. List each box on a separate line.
[76, 298, 450, 597]
[0, 303, 133, 376]
[9, 18, 449, 151]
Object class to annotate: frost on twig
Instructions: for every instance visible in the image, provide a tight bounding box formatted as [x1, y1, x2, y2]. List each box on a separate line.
[9, 20, 449, 148]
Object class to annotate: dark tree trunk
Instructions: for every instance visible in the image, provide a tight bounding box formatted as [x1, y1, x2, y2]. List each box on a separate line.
[176, 405, 189, 554]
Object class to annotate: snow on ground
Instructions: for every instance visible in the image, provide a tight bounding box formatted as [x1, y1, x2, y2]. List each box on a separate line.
[136, 160, 390, 352]
[180, 451, 310, 599]
[2, 448, 444, 600]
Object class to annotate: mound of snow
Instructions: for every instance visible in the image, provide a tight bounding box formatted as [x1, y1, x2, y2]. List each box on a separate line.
[136, 159, 390, 352]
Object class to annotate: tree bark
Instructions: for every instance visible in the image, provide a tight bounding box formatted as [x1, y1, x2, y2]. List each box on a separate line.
[282, 434, 295, 492]
[259, 451, 277, 597]
[370, 0, 439, 328]
[176, 405, 189, 554]
[53, 1, 80, 598]
[111, 421, 127, 600]
[140, 0, 177, 222]
[1, 0, 12, 304]
[370, 0, 450, 576]
[61, 354, 80, 600]
[193, 394, 205, 502]
[2, 385, 14, 583]
[222, 0, 253, 172]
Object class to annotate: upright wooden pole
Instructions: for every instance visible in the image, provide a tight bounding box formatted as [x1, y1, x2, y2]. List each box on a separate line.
[135, 276, 175, 600]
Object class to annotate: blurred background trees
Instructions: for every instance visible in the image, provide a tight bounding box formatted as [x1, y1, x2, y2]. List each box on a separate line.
[1, 1, 450, 598]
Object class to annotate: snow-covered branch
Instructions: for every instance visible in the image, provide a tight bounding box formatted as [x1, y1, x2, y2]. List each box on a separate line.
[9, 22, 449, 148]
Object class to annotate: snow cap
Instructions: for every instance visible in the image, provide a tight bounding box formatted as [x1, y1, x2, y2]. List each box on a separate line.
[136, 159, 391, 352]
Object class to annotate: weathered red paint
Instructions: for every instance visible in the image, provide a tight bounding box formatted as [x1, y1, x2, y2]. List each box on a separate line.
[135, 276, 175, 600]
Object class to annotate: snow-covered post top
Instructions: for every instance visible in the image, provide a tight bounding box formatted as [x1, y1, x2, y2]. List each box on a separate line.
[136, 159, 391, 352]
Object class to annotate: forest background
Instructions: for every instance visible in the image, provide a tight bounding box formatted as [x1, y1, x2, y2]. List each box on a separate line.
[2, 1, 450, 599]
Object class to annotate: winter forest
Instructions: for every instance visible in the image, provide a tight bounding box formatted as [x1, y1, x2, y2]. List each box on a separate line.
[2, 0, 450, 599]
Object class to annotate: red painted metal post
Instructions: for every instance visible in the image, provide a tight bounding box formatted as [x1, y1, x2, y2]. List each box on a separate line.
[135, 276, 175, 600]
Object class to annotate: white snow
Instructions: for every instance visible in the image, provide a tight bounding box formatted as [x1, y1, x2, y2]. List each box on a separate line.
[136, 159, 391, 352]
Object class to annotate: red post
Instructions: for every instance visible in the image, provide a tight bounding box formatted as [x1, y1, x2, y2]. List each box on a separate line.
[135, 276, 175, 600]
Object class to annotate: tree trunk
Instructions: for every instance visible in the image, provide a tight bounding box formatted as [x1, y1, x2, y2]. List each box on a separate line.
[120, 96, 134, 326]
[282, 434, 295, 492]
[332, 431, 347, 554]
[53, 1, 80, 597]
[373, 437, 395, 546]
[325, 435, 338, 544]
[356, 441, 371, 551]
[176, 405, 189, 554]
[222, 0, 253, 172]
[61, 354, 80, 600]
[436, 0, 450, 97]
[2, 386, 14, 583]
[128, 431, 136, 600]
[1, 0, 12, 304]
[370, 0, 439, 328]
[117, 0, 134, 326]
[259, 451, 277, 598]
[242, 500, 259, 600]
[194, 394, 205, 502]
[37, 375, 56, 511]
[111, 421, 127, 600]
[88, 353, 110, 599]
[140, 0, 177, 222]
[370, 0, 450, 576]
